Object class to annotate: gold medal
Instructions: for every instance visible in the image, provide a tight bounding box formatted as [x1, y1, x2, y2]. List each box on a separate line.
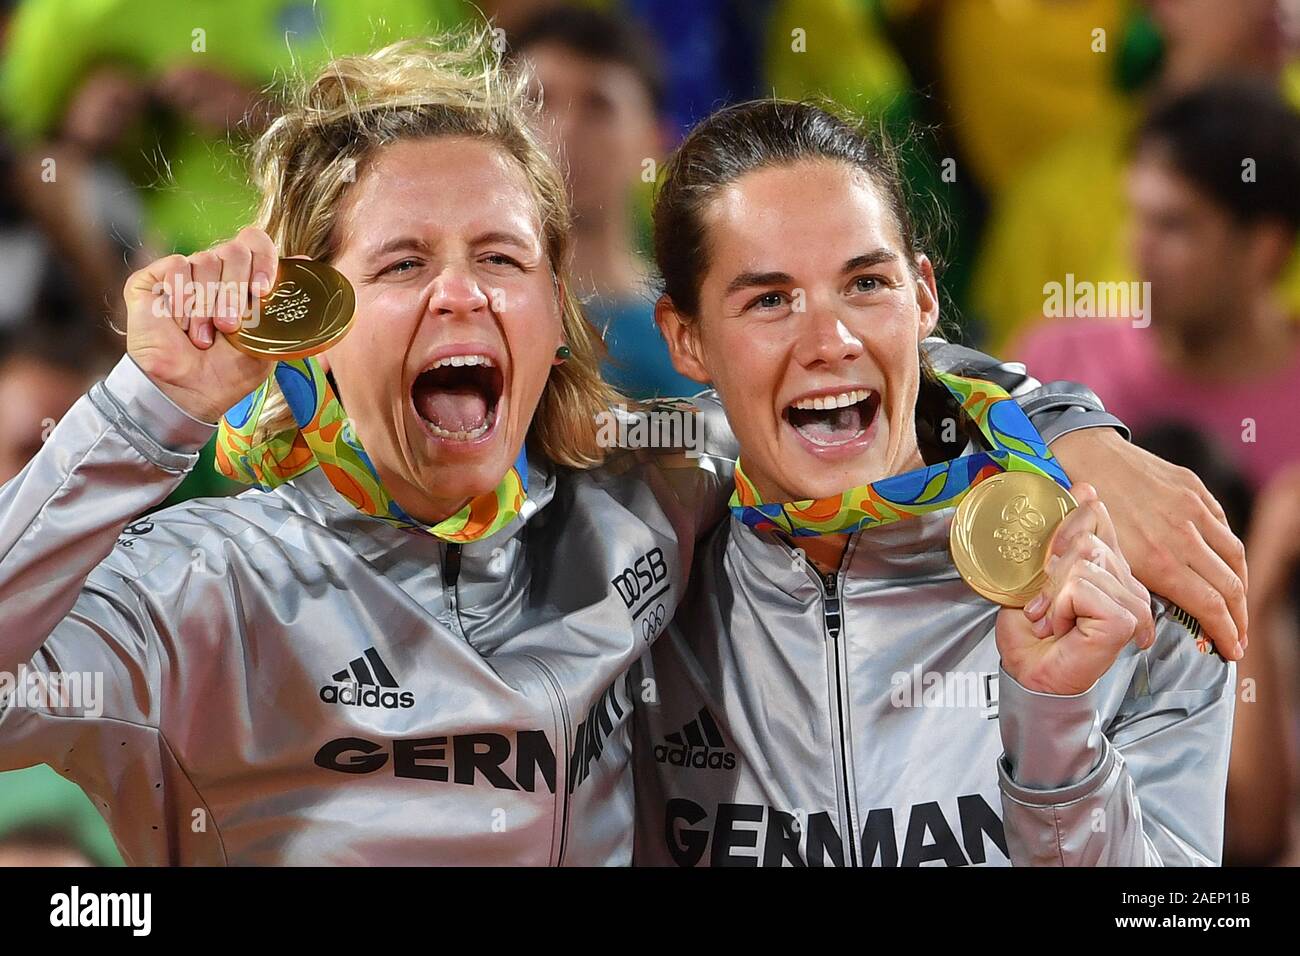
[226, 258, 356, 360]
[950, 471, 1077, 607]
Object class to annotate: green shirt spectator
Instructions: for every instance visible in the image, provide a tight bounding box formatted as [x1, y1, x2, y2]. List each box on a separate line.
[2, 0, 466, 254]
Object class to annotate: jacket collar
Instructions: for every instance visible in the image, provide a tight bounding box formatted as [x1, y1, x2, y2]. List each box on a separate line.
[727, 501, 961, 603]
[268, 452, 558, 568]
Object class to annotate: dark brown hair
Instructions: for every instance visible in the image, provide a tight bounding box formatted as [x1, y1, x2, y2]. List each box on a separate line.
[509, 6, 665, 114]
[1135, 79, 1300, 235]
[651, 98, 924, 319]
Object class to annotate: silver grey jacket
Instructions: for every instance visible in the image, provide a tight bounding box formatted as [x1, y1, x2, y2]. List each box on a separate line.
[630, 492, 1237, 867]
[0, 343, 1122, 865]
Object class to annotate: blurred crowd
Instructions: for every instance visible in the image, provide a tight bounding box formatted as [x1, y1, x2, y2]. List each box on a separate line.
[1, 0, 1298, 867]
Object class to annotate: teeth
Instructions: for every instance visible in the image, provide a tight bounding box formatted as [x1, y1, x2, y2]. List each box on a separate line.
[430, 354, 494, 370]
[424, 419, 491, 441]
[790, 388, 872, 411]
[800, 428, 852, 447]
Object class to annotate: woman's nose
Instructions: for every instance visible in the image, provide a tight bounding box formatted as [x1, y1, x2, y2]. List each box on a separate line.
[428, 264, 491, 318]
[798, 309, 864, 367]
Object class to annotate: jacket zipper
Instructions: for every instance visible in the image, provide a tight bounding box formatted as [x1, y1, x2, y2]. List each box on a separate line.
[444, 546, 569, 863]
[816, 565, 860, 867]
[524, 655, 572, 867]
[444, 545, 569, 864]
[442, 543, 466, 639]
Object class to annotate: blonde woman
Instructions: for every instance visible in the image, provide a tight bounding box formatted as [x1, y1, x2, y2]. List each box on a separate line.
[0, 32, 1242, 865]
[0, 31, 680, 866]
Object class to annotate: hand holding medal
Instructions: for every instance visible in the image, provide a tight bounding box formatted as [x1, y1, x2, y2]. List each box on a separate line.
[124, 226, 355, 424]
[988, 482, 1161, 697]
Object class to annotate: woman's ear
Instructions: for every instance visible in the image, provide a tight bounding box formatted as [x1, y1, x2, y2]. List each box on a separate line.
[914, 254, 941, 340]
[654, 295, 711, 384]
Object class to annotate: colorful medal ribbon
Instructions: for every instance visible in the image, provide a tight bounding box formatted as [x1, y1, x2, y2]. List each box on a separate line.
[730, 371, 1069, 536]
[214, 357, 527, 543]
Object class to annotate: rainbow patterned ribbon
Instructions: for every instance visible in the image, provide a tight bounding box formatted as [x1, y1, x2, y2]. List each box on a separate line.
[215, 356, 527, 543]
[731, 371, 1069, 536]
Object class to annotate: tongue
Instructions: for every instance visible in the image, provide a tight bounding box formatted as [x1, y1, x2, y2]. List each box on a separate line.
[791, 403, 864, 443]
[416, 387, 489, 432]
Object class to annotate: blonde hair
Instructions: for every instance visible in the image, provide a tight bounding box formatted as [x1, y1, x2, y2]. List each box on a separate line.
[247, 28, 619, 468]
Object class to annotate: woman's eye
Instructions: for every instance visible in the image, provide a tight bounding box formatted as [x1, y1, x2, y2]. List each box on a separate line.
[483, 253, 522, 268]
[753, 291, 787, 310]
[383, 259, 419, 276]
[853, 276, 881, 293]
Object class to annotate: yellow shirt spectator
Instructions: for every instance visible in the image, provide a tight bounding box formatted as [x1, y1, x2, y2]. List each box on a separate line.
[974, 64, 1300, 353]
[765, 0, 910, 111]
[883, 0, 1130, 196]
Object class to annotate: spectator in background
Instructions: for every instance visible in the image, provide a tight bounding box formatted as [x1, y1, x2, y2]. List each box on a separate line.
[0, 0, 465, 257]
[883, 0, 1131, 198]
[1138, 424, 1294, 865]
[976, 0, 1300, 351]
[0, 134, 130, 349]
[1016, 82, 1300, 493]
[512, 6, 700, 398]
[0, 332, 105, 484]
[0, 0, 143, 352]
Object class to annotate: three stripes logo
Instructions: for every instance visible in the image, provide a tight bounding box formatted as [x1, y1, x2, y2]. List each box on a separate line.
[654, 707, 737, 771]
[319, 647, 415, 710]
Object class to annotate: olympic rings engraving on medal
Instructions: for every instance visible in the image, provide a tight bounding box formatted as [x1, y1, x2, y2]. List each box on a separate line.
[993, 526, 1034, 563]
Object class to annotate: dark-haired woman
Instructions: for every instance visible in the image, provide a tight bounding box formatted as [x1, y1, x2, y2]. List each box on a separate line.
[631, 100, 1237, 866]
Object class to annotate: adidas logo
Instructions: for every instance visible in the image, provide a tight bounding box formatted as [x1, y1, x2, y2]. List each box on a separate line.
[319, 648, 415, 710]
[653, 707, 737, 771]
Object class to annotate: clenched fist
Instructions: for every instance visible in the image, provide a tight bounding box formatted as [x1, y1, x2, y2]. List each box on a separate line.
[123, 226, 280, 423]
[996, 483, 1157, 696]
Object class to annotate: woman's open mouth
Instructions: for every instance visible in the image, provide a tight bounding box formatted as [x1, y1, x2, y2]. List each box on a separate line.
[783, 388, 880, 450]
[411, 353, 505, 443]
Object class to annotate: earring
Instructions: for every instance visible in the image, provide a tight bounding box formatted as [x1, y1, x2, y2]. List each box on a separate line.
[555, 344, 571, 361]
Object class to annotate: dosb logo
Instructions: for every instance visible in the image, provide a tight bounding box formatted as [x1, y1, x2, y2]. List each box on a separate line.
[611, 547, 669, 642]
